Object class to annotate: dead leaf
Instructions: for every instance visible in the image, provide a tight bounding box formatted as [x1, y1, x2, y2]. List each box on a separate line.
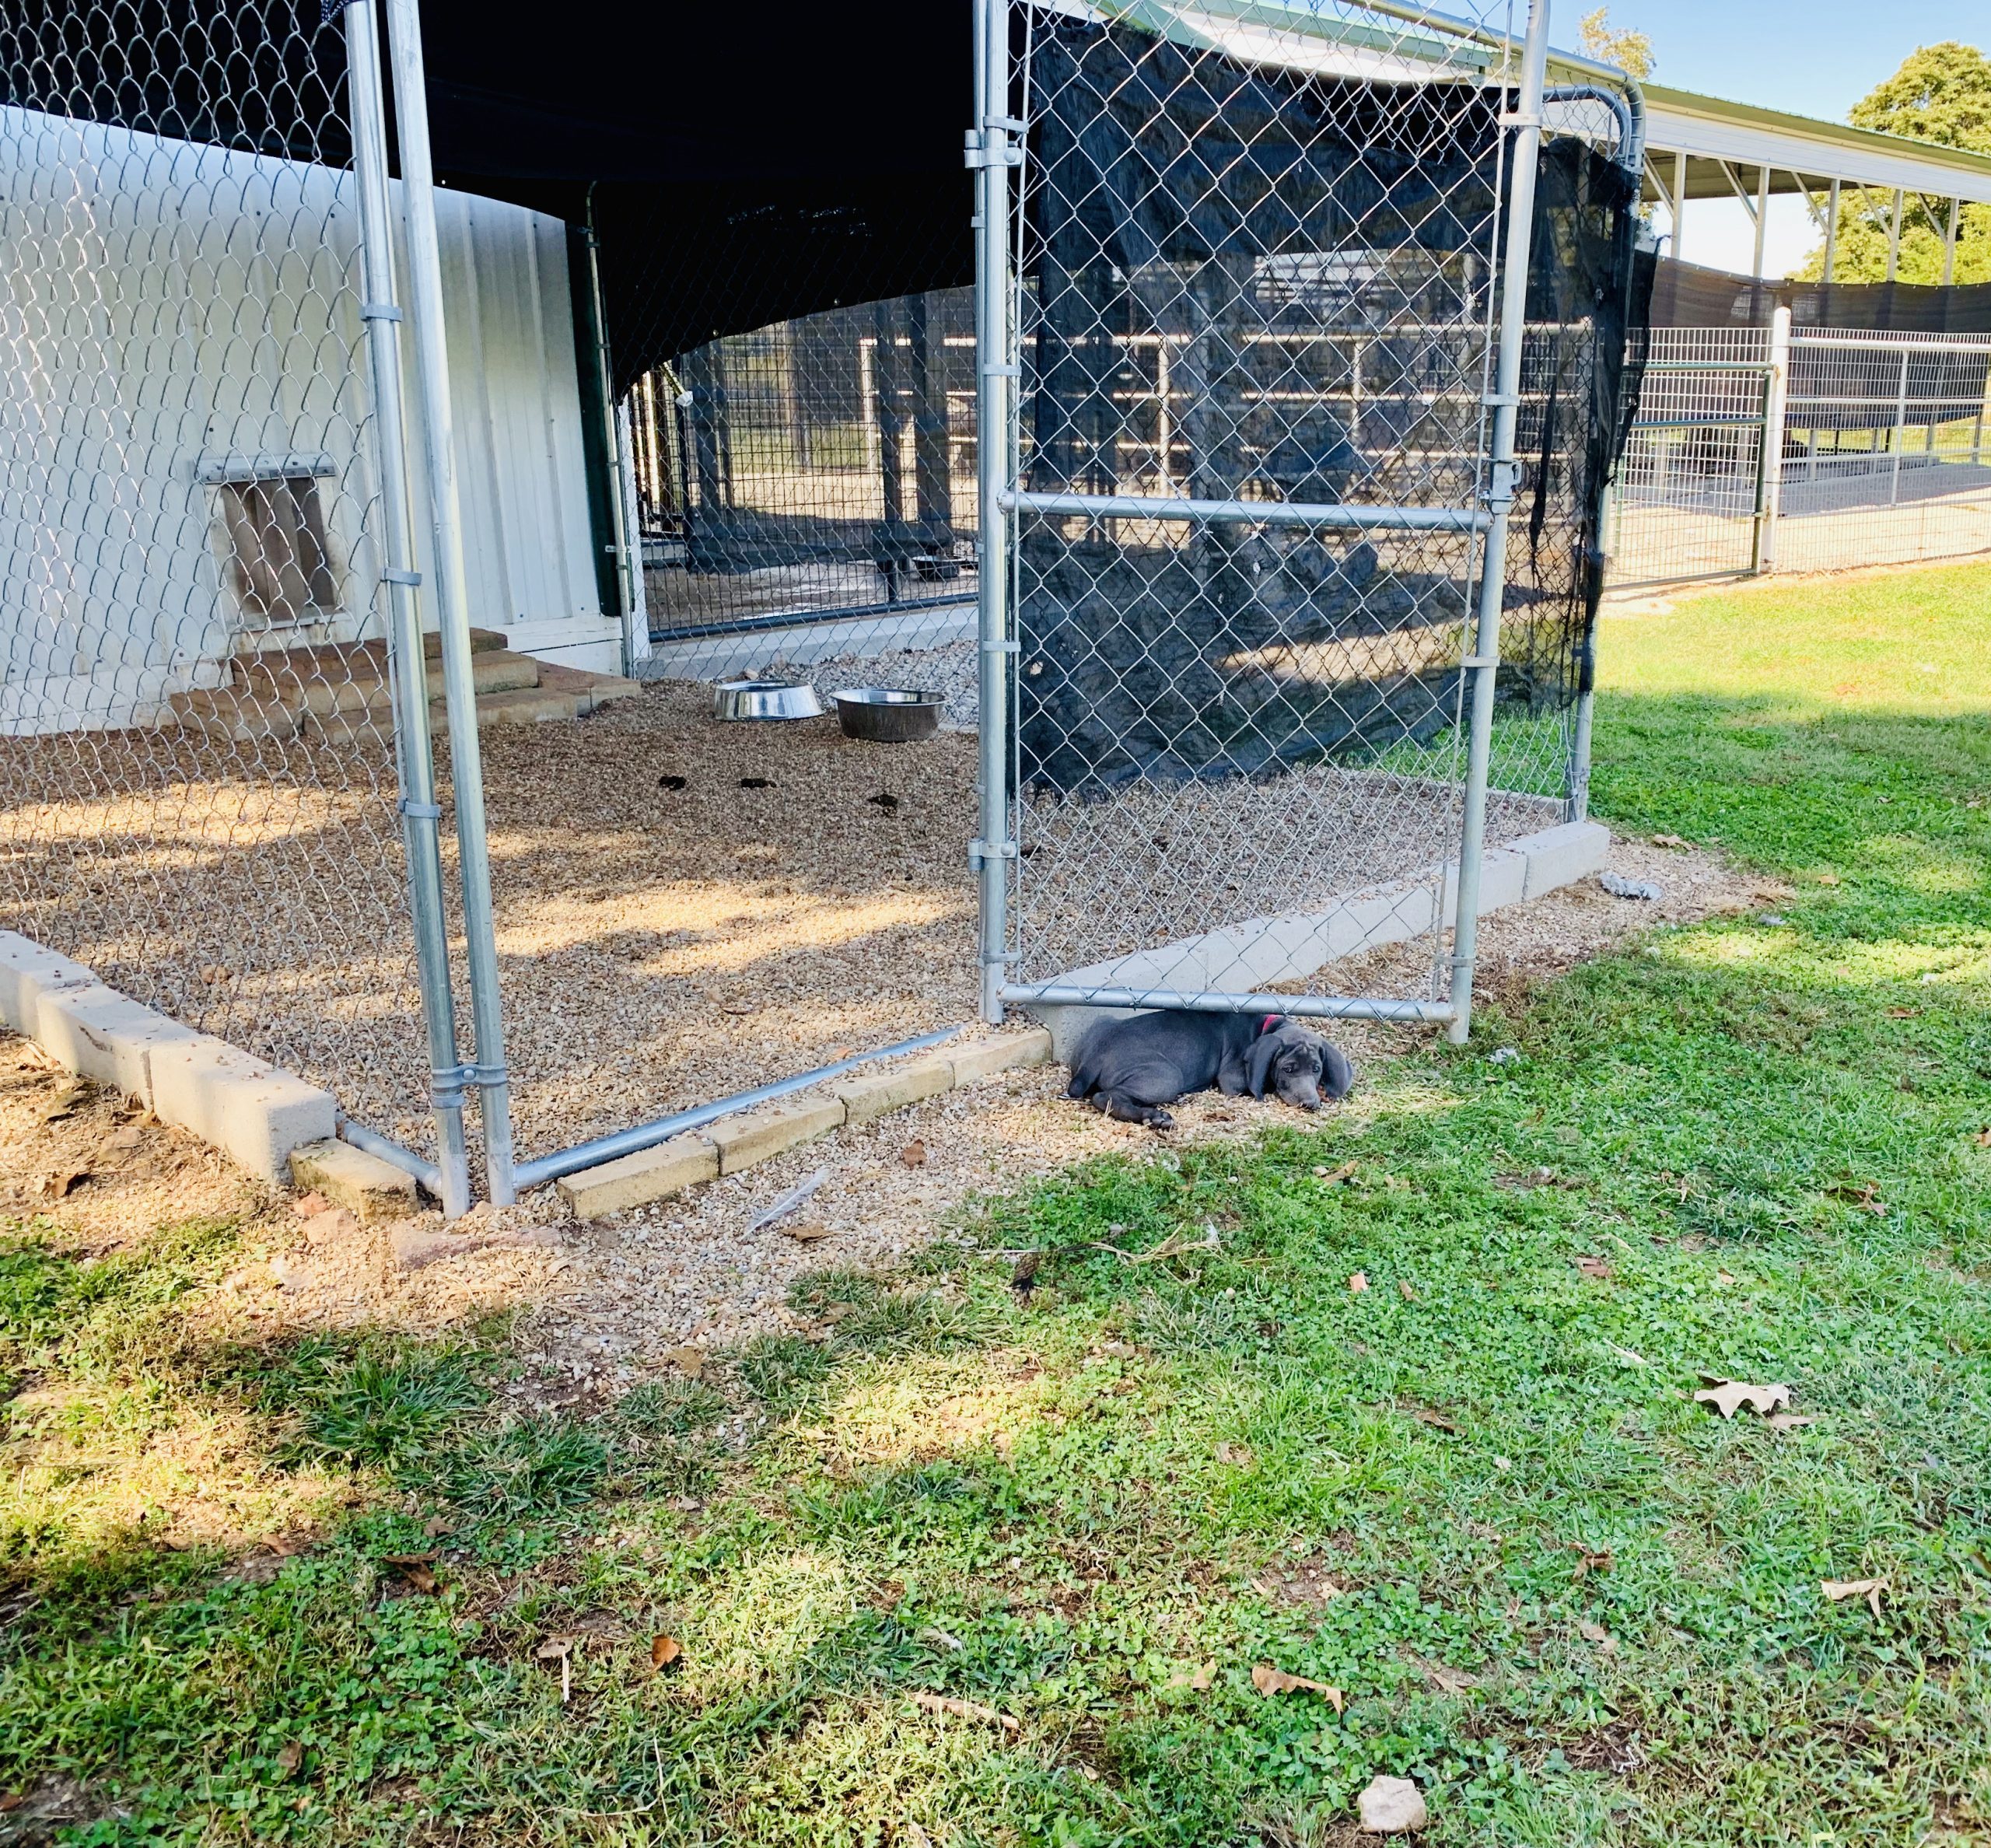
[422, 1517, 453, 1539]
[293, 1192, 331, 1218]
[1650, 833, 1688, 849]
[1816, 872, 1840, 886]
[1887, 1006, 1922, 1019]
[1397, 1279, 1415, 1302]
[1574, 1255, 1612, 1280]
[382, 1552, 439, 1594]
[901, 1140, 927, 1168]
[1251, 1663, 1344, 1710]
[101, 1125, 143, 1153]
[1693, 1379, 1791, 1419]
[650, 1634, 683, 1670]
[1569, 1546, 1614, 1580]
[912, 1692, 1019, 1733]
[1347, 1272, 1369, 1293]
[1975, 1128, 1991, 1148]
[1766, 1413, 1816, 1433]
[275, 1741, 303, 1777]
[1167, 1662, 1215, 1691]
[663, 1346, 705, 1379]
[1310, 1160, 1357, 1184]
[1827, 1181, 1884, 1214]
[782, 1222, 835, 1243]
[1716, 1269, 1735, 1286]
[1426, 1662, 1477, 1693]
[1577, 1619, 1618, 1653]
[1411, 1407, 1460, 1433]
[1822, 1577, 1888, 1619]
[1215, 1441, 1254, 1467]
[37, 1170, 87, 1200]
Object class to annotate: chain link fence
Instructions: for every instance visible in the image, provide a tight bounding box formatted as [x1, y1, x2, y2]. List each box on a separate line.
[984, 0, 1644, 1038]
[0, 2, 460, 1159]
[1607, 323, 1991, 589]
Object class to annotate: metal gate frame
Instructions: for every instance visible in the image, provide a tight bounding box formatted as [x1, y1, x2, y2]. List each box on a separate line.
[972, 0, 1622, 1046]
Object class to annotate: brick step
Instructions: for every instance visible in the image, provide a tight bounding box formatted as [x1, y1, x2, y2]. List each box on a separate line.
[310, 685, 585, 746]
[232, 627, 509, 688]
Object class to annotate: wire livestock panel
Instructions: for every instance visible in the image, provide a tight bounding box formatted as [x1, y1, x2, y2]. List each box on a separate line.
[0, 2, 460, 1167]
[987, 0, 1644, 1033]
[1607, 327, 1991, 589]
[1776, 330, 1991, 573]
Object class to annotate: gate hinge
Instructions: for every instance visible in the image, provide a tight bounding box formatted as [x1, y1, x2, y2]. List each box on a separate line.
[1499, 111, 1543, 130]
[1460, 655, 1500, 670]
[431, 1061, 507, 1108]
[359, 301, 403, 323]
[382, 566, 422, 586]
[968, 838, 1019, 871]
[1482, 460, 1522, 509]
[397, 797, 443, 821]
[964, 131, 1024, 170]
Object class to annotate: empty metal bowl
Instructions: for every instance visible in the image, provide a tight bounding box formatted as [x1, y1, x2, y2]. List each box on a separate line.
[713, 678, 823, 722]
[831, 686, 943, 743]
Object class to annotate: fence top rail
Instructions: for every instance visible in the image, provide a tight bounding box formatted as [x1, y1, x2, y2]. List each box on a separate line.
[1787, 331, 1991, 354]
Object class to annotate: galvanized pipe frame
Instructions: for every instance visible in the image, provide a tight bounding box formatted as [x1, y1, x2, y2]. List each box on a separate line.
[383, 0, 520, 1205]
[341, 0, 472, 1219]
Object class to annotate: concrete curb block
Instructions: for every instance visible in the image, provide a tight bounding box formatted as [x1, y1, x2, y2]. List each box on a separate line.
[1029, 819, 1615, 1061]
[290, 1139, 420, 1221]
[0, 927, 337, 1183]
[559, 1027, 1052, 1220]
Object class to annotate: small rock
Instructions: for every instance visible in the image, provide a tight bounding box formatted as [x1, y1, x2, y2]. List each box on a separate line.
[1758, 912, 1789, 926]
[1486, 1047, 1520, 1065]
[1600, 873, 1663, 901]
[293, 1192, 331, 1219]
[1356, 1775, 1428, 1834]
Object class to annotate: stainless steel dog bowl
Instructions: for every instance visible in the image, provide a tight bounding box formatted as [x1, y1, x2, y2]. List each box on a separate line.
[713, 678, 823, 722]
[831, 686, 943, 743]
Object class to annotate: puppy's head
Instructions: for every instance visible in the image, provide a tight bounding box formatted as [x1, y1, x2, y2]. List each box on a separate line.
[1253, 1022, 1354, 1111]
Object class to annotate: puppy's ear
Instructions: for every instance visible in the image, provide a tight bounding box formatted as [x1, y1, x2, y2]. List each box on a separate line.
[1245, 1033, 1281, 1099]
[1321, 1041, 1354, 1100]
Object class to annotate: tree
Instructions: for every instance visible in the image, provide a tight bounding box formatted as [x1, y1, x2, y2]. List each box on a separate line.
[1793, 41, 1991, 285]
[1577, 6, 1653, 82]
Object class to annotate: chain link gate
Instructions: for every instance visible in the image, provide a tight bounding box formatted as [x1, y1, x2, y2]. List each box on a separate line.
[0, 1, 516, 1213]
[971, 0, 1645, 1047]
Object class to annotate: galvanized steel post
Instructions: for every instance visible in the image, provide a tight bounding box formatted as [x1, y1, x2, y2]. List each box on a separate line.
[969, 0, 1016, 1024]
[383, 0, 519, 1202]
[1758, 303, 1791, 572]
[1447, 0, 1552, 1046]
[342, 0, 471, 1218]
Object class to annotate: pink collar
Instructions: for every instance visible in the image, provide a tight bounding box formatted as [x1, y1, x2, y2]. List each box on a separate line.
[1259, 1013, 1282, 1036]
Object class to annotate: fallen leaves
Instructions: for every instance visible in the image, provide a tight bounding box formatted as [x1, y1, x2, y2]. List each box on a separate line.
[381, 1552, 439, 1594]
[1574, 1254, 1612, 1280]
[274, 1741, 303, 1778]
[1822, 1577, 1888, 1619]
[1766, 1413, 1816, 1433]
[662, 1346, 706, 1379]
[912, 1692, 1019, 1733]
[1975, 1127, 1991, 1149]
[1347, 1271, 1370, 1293]
[1397, 1279, 1415, 1302]
[39, 1078, 89, 1123]
[1827, 1181, 1885, 1214]
[1693, 1379, 1791, 1419]
[1215, 1441, 1254, 1468]
[1569, 1545, 1614, 1580]
[1577, 1619, 1618, 1654]
[37, 1169, 88, 1200]
[1409, 1407, 1460, 1433]
[1310, 1160, 1357, 1184]
[783, 1221, 835, 1243]
[1167, 1662, 1215, 1691]
[1251, 1663, 1344, 1710]
[1650, 833, 1688, 849]
[900, 1140, 927, 1168]
[650, 1634, 683, 1671]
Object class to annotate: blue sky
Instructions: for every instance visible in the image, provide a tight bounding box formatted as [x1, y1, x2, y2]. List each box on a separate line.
[1583, 0, 1981, 120]
[1569, 1, 1985, 277]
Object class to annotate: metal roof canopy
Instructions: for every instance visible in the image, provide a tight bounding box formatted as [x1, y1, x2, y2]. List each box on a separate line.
[1642, 84, 1991, 208]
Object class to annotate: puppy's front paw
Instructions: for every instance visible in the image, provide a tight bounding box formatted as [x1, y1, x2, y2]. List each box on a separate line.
[1146, 1108, 1175, 1132]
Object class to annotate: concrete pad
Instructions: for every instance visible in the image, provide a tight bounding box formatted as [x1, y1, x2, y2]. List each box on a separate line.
[558, 1135, 719, 1220]
[707, 1096, 846, 1175]
[289, 1138, 420, 1220]
[0, 932, 99, 1034]
[835, 1055, 955, 1125]
[149, 1037, 338, 1183]
[949, 1029, 1054, 1085]
[33, 983, 201, 1105]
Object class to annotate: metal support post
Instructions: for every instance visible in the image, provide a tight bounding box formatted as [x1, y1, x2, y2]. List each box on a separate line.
[970, 0, 1016, 1025]
[1823, 178, 1839, 283]
[1672, 149, 1687, 263]
[1944, 196, 1960, 288]
[383, 0, 518, 1203]
[342, 0, 470, 1218]
[1757, 304, 1791, 572]
[1447, 0, 1551, 1047]
[1886, 187, 1902, 282]
[1751, 163, 1769, 282]
[1889, 348, 1909, 506]
[581, 194, 639, 673]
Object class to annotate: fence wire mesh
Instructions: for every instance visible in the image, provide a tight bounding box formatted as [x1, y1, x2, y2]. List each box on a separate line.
[0, 3, 442, 1149]
[1000, 0, 1642, 1013]
[1608, 326, 1991, 589]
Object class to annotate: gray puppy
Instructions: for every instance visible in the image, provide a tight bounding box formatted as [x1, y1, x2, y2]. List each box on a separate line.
[1067, 1008, 1354, 1129]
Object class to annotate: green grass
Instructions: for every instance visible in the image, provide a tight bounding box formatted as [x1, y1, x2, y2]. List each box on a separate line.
[3, 561, 1989, 1845]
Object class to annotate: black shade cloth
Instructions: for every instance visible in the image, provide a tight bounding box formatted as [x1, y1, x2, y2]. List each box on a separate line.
[0, 0, 975, 391]
[1013, 16, 1650, 793]
[1650, 257, 1991, 335]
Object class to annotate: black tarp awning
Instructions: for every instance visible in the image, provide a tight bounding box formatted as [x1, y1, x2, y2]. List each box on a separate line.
[0, 0, 975, 390]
